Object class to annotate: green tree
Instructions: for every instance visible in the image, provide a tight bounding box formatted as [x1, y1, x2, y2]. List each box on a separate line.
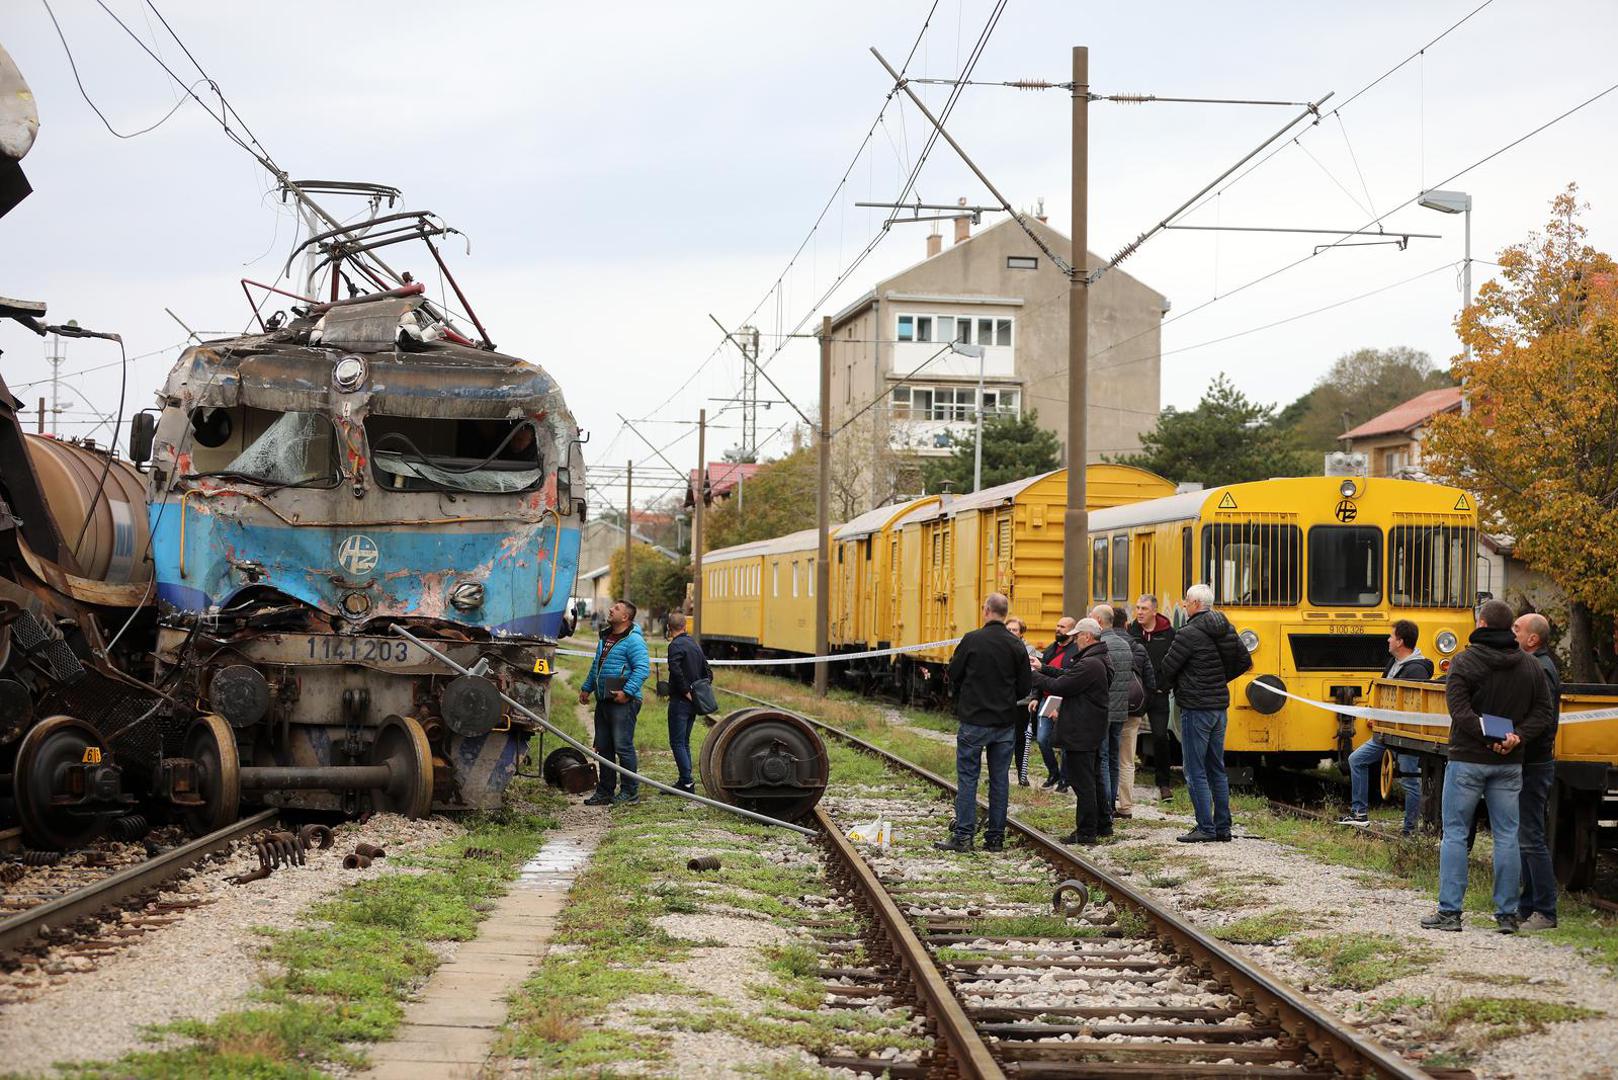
[609, 543, 689, 619]
[1115, 374, 1312, 486]
[919, 411, 1063, 494]
[703, 448, 816, 550]
[1281, 346, 1454, 450]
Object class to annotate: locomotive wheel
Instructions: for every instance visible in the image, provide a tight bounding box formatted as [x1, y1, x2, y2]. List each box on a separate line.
[1378, 749, 1396, 801]
[370, 715, 433, 818]
[13, 715, 111, 850]
[182, 714, 241, 837]
[702, 709, 829, 821]
[699, 709, 760, 796]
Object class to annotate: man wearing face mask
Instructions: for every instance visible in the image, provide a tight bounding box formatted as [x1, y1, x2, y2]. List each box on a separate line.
[1033, 616, 1079, 791]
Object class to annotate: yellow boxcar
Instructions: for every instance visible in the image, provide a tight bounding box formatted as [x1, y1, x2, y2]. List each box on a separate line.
[830, 495, 940, 652]
[1368, 678, 1618, 889]
[759, 528, 825, 656]
[1088, 475, 1479, 768]
[698, 537, 772, 656]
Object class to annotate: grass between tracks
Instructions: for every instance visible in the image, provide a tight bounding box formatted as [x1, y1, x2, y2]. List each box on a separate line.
[45, 714, 577, 1078]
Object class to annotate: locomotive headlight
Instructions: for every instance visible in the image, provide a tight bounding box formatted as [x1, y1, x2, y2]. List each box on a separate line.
[1435, 629, 1459, 655]
[1339, 478, 1359, 499]
[450, 581, 485, 611]
[333, 354, 367, 391]
[1239, 629, 1260, 653]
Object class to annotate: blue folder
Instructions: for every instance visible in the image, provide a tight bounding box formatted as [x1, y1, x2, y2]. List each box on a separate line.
[1480, 713, 1515, 741]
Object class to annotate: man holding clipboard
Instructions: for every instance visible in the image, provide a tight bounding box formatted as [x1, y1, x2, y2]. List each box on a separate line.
[1422, 599, 1556, 934]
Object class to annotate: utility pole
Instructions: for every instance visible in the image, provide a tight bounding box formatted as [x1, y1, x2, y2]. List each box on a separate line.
[1063, 45, 1091, 618]
[814, 316, 832, 697]
[45, 330, 65, 436]
[623, 459, 633, 608]
[693, 409, 706, 642]
[36, 397, 44, 434]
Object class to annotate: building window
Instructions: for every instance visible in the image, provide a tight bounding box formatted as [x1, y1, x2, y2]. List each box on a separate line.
[996, 318, 1012, 346]
[916, 316, 933, 342]
[980, 388, 1021, 418]
[1007, 255, 1038, 270]
[954, 318, 970, 344]
[897, 315, 914, 342]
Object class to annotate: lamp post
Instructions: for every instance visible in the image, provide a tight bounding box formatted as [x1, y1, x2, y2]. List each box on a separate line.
[953, 341, 989, 492]
[1419, 188, 1472, 414]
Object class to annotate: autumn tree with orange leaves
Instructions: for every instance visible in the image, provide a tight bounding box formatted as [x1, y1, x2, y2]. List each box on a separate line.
[1424, 185, 1618, 681]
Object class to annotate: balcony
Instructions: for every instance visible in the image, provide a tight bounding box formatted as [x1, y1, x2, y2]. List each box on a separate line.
[891, 339, 1014, 379]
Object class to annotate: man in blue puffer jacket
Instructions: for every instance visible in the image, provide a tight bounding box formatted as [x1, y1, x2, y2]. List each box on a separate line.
[578, 599, 652, 806]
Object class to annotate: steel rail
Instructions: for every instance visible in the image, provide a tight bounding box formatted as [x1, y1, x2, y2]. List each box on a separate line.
[727, 689, 1433, 1080]
[813, 805, 1006, 1079]
[0, 808, 278, 954]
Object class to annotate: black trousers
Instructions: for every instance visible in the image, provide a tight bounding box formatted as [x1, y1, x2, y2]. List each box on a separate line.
[1063, 748, 1106, 841]
[1145, 694, 1173, 787]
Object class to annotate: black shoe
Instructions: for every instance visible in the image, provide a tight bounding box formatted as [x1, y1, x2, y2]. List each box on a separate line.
[1017, 777, 1030, 787]
[933, 835, 973, 853]
[1420, 910, 1462, 931]
[1060, 831, 1099, 846]
[1215, 833, 1233, 842]
[1041, 777, 1059, 789]
[1496, 914, 1521, 935]
[611, 792, 640, 806]
[583, 793, 612, 806]
[1176, 829, 1217, 844]
[1054, 782, 1069, 794]
[1158, 785, 1172, 800]
[1097, 827, 1114, 838]
[673, 781, 696, 794]
[982, 836, 1005, 852]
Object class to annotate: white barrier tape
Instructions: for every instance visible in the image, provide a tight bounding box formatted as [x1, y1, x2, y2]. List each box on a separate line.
[1256, 681, 1618, 727]
[556, 637, 964, 668]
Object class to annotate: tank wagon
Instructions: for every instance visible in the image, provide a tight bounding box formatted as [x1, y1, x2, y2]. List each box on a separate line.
[136, 284, 584, 818]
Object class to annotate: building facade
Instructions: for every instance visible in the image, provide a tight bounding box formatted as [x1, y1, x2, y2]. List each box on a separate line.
[826, 211, 1169, 511]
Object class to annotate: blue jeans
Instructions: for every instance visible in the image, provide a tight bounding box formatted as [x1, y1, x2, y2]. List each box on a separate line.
[667, 697, 696, 787]
[1180, 709, 1231, 837]
[1438, 760, 1521, 916]
[954, 723, 1014, 841]
[1349, 735, 1419, 830]
[1105, 722, 1124, 809]
[1518, 761, 1557, 919]
[592, 696, 641, 798]
[1035, 713, 1063, 780]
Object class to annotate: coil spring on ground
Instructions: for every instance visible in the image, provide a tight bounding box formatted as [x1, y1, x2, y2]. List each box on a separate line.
[109, 814, 151, 841]
[0, 863, 26, 885]
[462, 847, 499, 861]
[251, 830, 306, 870]
[297, 824, 334, 851]
[20, 851, 63, 866]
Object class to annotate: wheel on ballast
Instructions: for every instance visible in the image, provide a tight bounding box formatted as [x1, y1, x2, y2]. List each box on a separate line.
[699, 709, 761, 796]
[182, 714, 241, 837]
[370, 715, 434, 818]
[700, 709, 828, 821]
[13, 715, 113, 849]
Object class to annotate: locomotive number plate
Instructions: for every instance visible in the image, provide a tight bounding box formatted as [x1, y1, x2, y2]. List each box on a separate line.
[303, 636, 413, 664]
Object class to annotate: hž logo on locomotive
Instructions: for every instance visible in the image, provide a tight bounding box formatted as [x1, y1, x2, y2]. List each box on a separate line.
[338, 534, 380, 577]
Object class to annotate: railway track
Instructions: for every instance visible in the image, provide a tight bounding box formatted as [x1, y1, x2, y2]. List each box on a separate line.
[728, 689, 1467, 1080]
[0, 809, 278, 957]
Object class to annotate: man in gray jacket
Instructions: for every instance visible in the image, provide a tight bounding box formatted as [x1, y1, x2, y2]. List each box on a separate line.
[1094, 604, 1155, 819]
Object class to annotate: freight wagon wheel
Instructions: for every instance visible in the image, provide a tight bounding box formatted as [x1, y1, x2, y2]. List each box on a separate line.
[182, 714, 241, 837]
[699, 709, 760, 796]
[1551, 787, 1599, 891]
[703, 709, 829, 821]
[1378, 749, 1397, 801]
[13, 715, 111, 850]
[370, 715, 433, 818]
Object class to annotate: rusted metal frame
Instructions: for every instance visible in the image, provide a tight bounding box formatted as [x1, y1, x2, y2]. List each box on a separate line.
[280, 210, 441, 278]
[812, 805, 1005, 1080]
[727, 689, 1430, 1080]
[239, 279, 320, 332]
[0, 809, 277, 954]
[422, 235, 494, 349]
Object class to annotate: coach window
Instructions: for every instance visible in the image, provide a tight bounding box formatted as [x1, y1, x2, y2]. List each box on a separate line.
[1181, 526, 1193, 598]
[1308, 526, 1383, 606]
[1202, 522, 1302, 606]
[1091, 537, 1109, 600]
[1111, 534, 1130, 601]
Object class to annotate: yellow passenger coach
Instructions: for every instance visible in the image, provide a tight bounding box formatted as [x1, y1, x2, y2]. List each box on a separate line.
[1087, 474, 1479, 771]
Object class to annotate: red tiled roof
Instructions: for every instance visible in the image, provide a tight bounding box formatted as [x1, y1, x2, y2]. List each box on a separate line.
[1341, 386, 1463, 440]
[685, 461, 764, 505]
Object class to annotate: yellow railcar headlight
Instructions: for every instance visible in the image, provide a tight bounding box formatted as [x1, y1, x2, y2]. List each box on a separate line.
[1435, 630, 1459, 655]
[1239, 629, 1260, 653]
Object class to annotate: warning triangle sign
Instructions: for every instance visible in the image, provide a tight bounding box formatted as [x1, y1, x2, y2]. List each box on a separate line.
[1454, 494, 1471, 511]
[1217, 491, 1238, 510]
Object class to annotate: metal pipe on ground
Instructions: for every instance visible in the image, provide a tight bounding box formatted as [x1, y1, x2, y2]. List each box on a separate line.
[389, 625, 816, 837]
[239, 765, 393, 791]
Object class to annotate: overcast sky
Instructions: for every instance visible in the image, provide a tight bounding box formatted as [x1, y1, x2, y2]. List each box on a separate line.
[4, 1, 1616, 515]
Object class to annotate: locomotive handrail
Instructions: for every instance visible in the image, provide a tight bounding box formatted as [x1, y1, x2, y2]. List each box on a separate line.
[539, 507, 562, 606]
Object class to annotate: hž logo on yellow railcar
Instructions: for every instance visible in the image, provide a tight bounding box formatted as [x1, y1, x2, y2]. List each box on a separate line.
[1334, 500, 1358, 523]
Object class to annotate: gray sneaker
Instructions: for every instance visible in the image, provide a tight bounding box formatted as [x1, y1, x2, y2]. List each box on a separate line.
[1495, 914, 1521, 935]
[1420, 909, 1462, 932]
[1517, 912, 1557, 933]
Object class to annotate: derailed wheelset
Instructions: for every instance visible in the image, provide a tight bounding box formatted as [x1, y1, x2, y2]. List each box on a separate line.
[699, 708, 829, 821]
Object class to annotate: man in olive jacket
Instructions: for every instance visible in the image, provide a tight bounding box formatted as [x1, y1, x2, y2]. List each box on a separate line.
[1159, 584, 1251, 843]
[1422, 599, 1555, 934]
[1030, 618, 1112, 845]
[938, 592, 1031, 853]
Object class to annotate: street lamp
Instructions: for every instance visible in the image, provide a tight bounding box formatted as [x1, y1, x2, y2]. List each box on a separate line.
[949, 341, 990, 492]
[1419, 188, 1473, 414]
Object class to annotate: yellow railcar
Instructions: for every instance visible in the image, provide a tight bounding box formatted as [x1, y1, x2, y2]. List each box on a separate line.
[1368, 678, 1618, 890]
[830, 495, 940, 652]
[760, 528, 825, 657]
[698, 537, 772, 654]
[1088, 475, 1479, 769]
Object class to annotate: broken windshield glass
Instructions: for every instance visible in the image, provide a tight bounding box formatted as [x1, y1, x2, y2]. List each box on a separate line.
[365, 416, 542, 494]
[187, 409, 340, 487]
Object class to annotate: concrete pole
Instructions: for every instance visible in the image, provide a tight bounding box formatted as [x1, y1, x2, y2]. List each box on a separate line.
[815, 316, 832, 697]
[623, 459, 632, 608]
[1460, 204, 1472, 416]
[972, 345, 986, 492]
[693, 409, 706, 642]
[1062, 45, 1091, 617]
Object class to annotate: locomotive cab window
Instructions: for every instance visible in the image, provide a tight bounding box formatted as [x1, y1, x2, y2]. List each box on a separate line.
[1308, 526, 1382, 606]
[365, 416, 541, 494]
[1202, 522, 1301, 606]
[184, 407, 340, 488]
[1390, 524, 1477, 607]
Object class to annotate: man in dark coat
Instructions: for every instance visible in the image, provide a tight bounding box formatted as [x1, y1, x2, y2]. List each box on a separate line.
[1341, 619, 1433, 831]
[1033, 616, 1079, 790]
[1104, 605, 1156, 818]
[1030, 617, 1112, 845]
[938, 592, 1031, 853]
[663, 611, 710, 794]
[1511, 611, 1562, 932]
[1422, 599, 1555, 933]
[1129, 594, 1177, 800]
[1159, 584, 1252, 843]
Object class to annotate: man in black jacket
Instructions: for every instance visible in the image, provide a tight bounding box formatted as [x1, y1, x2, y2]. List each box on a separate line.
[1030, 618, 1112, 845]
[1160, 584, 1252, 844]
[938, 592, 1031, 853]
[1511, 612, 1562, 931]
[663, 611, 709, 794]
[1422, 599, 1555, 933]
[1341, 619, 1433, 831]
[1130, 595, 1177, 800]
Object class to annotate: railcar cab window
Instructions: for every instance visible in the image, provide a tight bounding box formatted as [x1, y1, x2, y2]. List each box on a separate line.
[1390, 524, 1476, 607]
[364, 416, 542, 494]
[1201, 522, 1302, 606]
[1308, 526, 1383, 606]
[183, 407, 340, 488]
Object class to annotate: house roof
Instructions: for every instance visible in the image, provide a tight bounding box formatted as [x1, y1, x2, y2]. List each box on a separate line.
[1341, 387, 1463, 440]
[685, 461, 765, 506]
